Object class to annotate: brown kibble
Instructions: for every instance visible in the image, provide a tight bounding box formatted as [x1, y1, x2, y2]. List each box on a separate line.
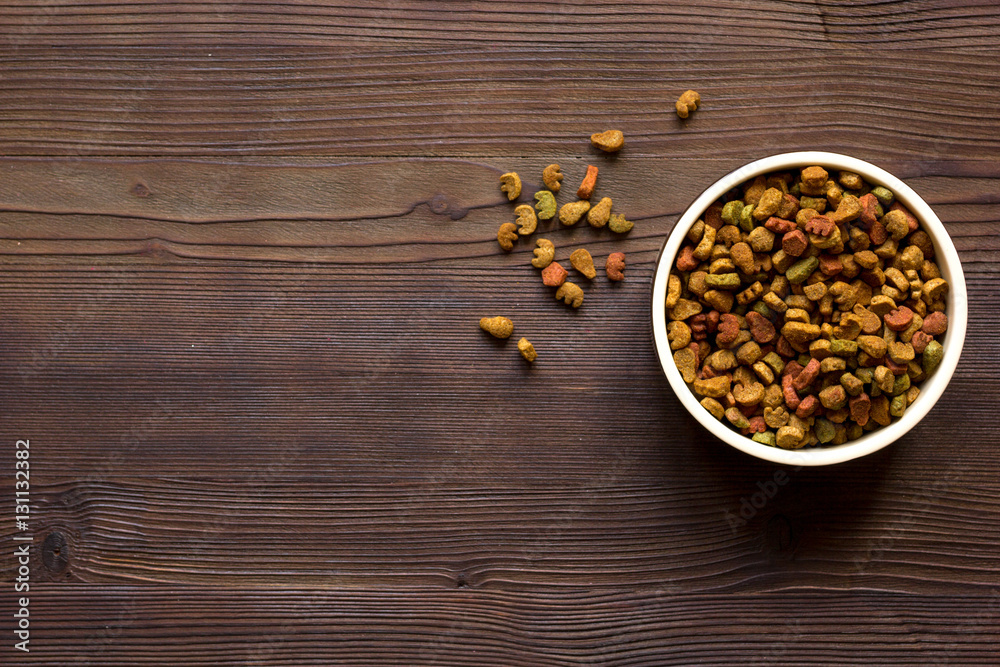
[479, 316, 513, 339]
[922, 311, 948, 336]
[782, 229, 809, 257]
[668, 320, 691, 350]
[754, 188, 784, 220]
[800, 166, 829, 196]
[514, 204, 537, 236]
[497, 222, 518, 252]
[577, 165, 599, 200]
[693, 375, 731, 398]
[559, 200, 591, 226]
[518, 338, 537, 362]
[590, 129, 625, 153]
[588, 197, 613, 228]
[674, 347, 698, 383]
[531, 238, 555, 269]
[676, 89, 701, 118]
[884, 306, 914, 332]
[670, 298, 703, 320]
[870, 394, 891, 426]
[542, 164, 563, 193]
[541, 261, 568, 287]
[606, 252, 626, 281]
[911, 330, 933, 354]
[716, 313, 741, 348]
[499, 172, 521, 201]
[666, 273, 682, 309]
[555, 282, 584, 308]
[570, 248, 597, 280]
[746, 311, 777, 344]
[730, 242, 756, 275]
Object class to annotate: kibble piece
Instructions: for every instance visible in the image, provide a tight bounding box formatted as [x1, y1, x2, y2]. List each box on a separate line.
[701, 397, 725, 420]
[531, 238, 555, 269]
[922, 340, 944, 374]
[534, 191, 557, 220]
[514, 204, 537, 236]
[499, 172, 521, 200]
[577, 165, 599, 200]
[666, 274, 682, 309]
[606, 252, 626, 281]
[480, 316, 513, 339]
[608, 213, 634, 234]
[541, 261, 568, 287]
[588, 197, 613, 228]
[667, 320, 691, 350]
[570, 248, 597, 279]
[676, 89, 701, 118]
[517, 337, 537, 362]
[559, 201, 591, 226]
[555, 282, 584, 308]
[541, 164, 564, 193]
[590, 130, 625, 153]
[497, 223, 518, 252]
[693, 375, 730, 398]
[800, 166, 829, 196]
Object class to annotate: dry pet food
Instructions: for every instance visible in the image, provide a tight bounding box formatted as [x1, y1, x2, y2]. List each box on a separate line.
[577, 165, 599, 200]
[588, 197, 613, 228]
[570, 248, 596, 279]
[609, 213, 633, 234]
[559, 201, 591, 226]
[542, 164, 563, 193]
[542, 261, 568, 287]
[606, 252, 626, 281]
[518, 337, 537, 362]
[555, 282, 584, 308]
[534, 190, 557, 220]
[667, 166, 949, 449]
[499, 172, 521, 200]
[531, 238, 555, 269]
[514, 204, 537, 235]
[676, 90, 701, 119]
[480, 316, 514, 339]
[497, 222, 518, 252]
[591, 130, 625, 153]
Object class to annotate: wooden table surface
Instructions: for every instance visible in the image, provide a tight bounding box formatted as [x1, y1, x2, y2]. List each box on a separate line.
[2, 2, 999, 665]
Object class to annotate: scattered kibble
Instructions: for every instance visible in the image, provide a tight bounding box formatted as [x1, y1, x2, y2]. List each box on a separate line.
[534, 190, 557, 220]
[531, 238, 555, 269]
[570, 248, 597, 280]
[518, 337, 537, 362]
[480, 316, 513, 339]
[590, 129, 625, 153]
[497, 222, 517, 252]
[668, 165, 949, 449]
[555, 282, 584, 308]
[676, 90, 701, 119]
[499, 172, 521, 201]
[606, 252, 626, 281]
[542, 164, 563, 193]
[577, 165, 599, 200]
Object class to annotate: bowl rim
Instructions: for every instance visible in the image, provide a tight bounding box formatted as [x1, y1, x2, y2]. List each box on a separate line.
[651, 151, 968, 466]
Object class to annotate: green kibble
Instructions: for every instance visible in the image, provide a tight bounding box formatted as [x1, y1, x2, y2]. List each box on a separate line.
[752, 301, 774, 320]
[891, 372, 911, 396]
[840, 372, 864, 396]
[725, 407, 750, 429]
[752, 431, 777, 447]
[871, 185, 895, 208]
[831, 338, 859, 356]
[722, 200, 745, 227]
[786, 256, 819, 284]
[855, 367, 875, 384]
[797, 353, 812, 367]
[799, 196, 827, 213]
[875, 203, 884, 218]
[705, 272, 742, 289]
[815, 418, 836, 444]
[890, 394, 907, 418]
[739, 204, 756, 232]
[922, 340, 944, 375]
[763, 352, 785, 375]
[788, 182, 801, 197]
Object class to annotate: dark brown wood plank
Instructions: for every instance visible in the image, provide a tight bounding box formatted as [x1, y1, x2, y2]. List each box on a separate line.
[2, 586, 997, 665]
[1, 48, 999, 157]
[2, 1, 999, 48]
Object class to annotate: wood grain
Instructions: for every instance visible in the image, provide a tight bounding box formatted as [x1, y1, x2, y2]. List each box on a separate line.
[2, 1, 999, 48]
[3, 586, 998, 665]
[0, 48, 999, 157]
[1, 5, 999, 663]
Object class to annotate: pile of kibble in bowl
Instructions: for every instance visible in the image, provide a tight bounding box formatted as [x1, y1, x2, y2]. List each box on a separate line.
[667, 166, 949, 449]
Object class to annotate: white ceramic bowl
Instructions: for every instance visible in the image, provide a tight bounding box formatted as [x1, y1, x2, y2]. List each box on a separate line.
[651, 151, 968, 466]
